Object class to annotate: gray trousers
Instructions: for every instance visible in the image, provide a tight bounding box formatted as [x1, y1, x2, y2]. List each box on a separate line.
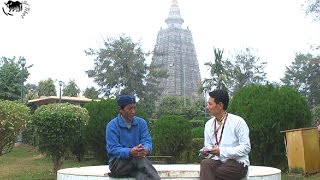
[109, 157, 161, 180]
[200, 159, 248, 180]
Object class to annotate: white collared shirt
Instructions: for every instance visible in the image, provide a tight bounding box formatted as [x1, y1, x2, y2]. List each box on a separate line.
[204, 113, 251, 166]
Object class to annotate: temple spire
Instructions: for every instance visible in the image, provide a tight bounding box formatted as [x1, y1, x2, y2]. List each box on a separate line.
[165, 0, 184, 28]
[172, 0, 177, 5]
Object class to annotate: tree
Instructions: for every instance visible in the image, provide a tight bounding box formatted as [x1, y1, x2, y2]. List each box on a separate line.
[83, 86, 99, 99]
[157, 96, 185, 117]
[85, 34, 147, 98]
[25, 83, 38, 100]
[0, 57, 30, 101]
[281, 53, 320, 106]
[156, 95, 204, 120]
[202, 48, 231, 92]
[62, 80, 80, 97]
[38, 78, 56, 96]
[139, 64, 168, 117]
[229, 48, 267, 94]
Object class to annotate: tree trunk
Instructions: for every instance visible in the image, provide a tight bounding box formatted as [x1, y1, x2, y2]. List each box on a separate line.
[53, 155, 65, 174]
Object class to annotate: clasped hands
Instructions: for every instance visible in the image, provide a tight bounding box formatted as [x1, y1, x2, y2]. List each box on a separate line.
[199, 145, 220, 157]
[131, 144, 148, 158]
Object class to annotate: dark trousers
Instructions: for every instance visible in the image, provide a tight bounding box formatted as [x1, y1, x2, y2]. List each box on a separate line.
[200, 159, 248, 180]
[109, 157, 161, 180]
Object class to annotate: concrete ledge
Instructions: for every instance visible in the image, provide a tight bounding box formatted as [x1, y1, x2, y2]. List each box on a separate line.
[57, 164, 281, 180]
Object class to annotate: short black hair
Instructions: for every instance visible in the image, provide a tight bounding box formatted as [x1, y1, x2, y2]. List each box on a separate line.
[209, 89, 229, 110]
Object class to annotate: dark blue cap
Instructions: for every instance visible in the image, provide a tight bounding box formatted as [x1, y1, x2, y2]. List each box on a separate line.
[117, 95, 136, 107]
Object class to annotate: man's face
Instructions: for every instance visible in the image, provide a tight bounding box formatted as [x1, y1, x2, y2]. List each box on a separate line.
[207, 97, 223, 117]
[120, 103, 137, 121]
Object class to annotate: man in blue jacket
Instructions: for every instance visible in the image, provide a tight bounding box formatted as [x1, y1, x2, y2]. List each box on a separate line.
[106, 95, 160, 180]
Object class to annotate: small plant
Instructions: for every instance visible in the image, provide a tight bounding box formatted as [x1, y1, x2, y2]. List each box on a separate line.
[290, 167, 305, 174]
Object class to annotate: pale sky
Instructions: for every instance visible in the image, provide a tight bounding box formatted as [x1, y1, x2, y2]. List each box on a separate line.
[1, 0, 320, 94]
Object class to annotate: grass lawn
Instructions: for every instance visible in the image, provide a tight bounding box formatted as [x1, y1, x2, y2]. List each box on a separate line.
[0, 144, 101, 179]
[0, 144, 319, 179]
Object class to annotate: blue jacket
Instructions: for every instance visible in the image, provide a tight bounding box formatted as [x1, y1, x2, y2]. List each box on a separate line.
[106, 114, 153, 163]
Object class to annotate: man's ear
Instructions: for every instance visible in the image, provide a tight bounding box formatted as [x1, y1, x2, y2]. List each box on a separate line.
[218, 102, 224, 110]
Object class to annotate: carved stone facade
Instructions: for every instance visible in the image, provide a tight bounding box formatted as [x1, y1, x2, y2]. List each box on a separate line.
[151, 1, 201, 100]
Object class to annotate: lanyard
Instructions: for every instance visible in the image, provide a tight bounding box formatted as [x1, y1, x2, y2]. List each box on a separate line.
[213, 113, 228, 146]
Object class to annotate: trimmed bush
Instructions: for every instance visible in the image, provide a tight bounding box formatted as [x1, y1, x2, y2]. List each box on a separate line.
[0, 100, 31, 155]
[152, 115, 192, 162]
[228, 84, 311, 169]
[33, 103, 89, 172]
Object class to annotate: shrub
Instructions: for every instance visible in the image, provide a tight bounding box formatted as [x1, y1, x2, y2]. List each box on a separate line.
[23, 121, 39, 146]
[33, 103, 89, 172]
[179, 138, 204, 163]
[0, 100, 31, 155]
[83, 99, 118, 163]
[228, 84, 311, 169]
[152, 115, 192, 162]
[190, 120, 204, 128]
[192, 127, 204, 138]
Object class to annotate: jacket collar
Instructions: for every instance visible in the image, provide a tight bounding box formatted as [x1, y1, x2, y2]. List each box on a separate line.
[117, 114, 138, 127]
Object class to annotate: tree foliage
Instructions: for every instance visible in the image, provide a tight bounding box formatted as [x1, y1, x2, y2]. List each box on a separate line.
[85, 35, 147, 98]
[156, 96, 204, 120]
[83, 86, 99, 99]
[202, 48, 231, 92]
[138, 64, 168, 117]
[38, 78, 56, 97]
[229, 84, 311, 168]
[0, 100, 31, 155]
[202, 48, 267, 96]
[25, 83, 38, 100]
[305, 0, 320, 21]
[281, 53, 320, 106]
[229, 48, 267, 94]
[62, 80, 80, 97]
[85, 34, 166, 104]
[0, 57, 30, 101]
[33, 103, 89, 172]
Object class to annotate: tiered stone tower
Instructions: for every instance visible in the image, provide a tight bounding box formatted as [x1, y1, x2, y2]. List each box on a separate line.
[151, 0, 201, 101]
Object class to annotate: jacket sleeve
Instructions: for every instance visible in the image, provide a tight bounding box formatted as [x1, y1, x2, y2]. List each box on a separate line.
[139, 119, 153, 155]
